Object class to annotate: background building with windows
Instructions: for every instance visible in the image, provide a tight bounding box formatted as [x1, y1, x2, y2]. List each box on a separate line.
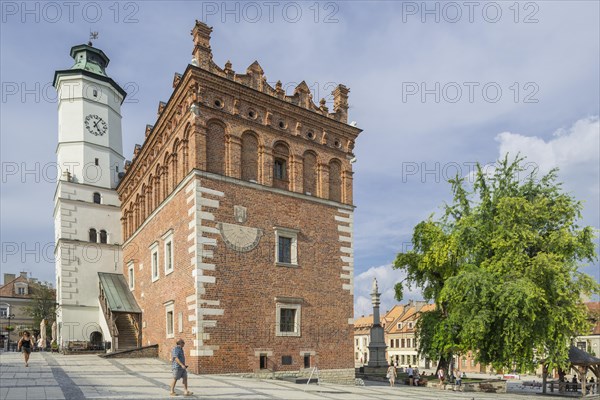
[0, 272, 53, 350]
[353, 314, 373, 366]
[383, 301, 434, 369]
[574, 302, 600, 357]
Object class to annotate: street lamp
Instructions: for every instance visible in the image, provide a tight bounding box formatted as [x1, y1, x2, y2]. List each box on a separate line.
[3, 313, 16, 351]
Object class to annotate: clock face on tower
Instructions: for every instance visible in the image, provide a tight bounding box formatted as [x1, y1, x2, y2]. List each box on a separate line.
[84, 114, 108, 136]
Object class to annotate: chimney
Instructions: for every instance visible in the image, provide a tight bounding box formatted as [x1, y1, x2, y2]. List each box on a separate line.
[191, 20, 213, 70]
[3, 273, 15, 284]
[19, 271, 28, 279]
[332, 84, 350, 123]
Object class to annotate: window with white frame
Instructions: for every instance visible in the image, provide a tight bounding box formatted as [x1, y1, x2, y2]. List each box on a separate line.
[128, 262, 135, 290]
[408, 321, 414, 329]
[0, 307, 7, 318]
[165, 301, 174, 338]
[275, 301, 301, 337]
[15, 283, 27, 295]
[274, 227, 298, 266]
[163, 230, 174, 275]
[397, 322, 403, 329]
[150, 242, 159, 282]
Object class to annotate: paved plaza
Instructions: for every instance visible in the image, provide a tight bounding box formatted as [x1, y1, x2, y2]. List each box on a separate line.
[0, 352, 597, 400]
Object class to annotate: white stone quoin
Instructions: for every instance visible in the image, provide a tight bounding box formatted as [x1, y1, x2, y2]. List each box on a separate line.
[53, 44, 126, 346]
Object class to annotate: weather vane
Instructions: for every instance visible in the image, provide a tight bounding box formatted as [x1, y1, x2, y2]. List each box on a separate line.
[88, 31, 99, 46]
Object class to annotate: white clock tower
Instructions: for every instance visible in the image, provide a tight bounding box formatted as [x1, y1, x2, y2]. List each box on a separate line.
[53, 43, 126, 347]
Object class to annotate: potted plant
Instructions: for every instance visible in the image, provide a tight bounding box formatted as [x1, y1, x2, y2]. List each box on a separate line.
[5, 326, 14, 332]
[51, 341, 59, 353]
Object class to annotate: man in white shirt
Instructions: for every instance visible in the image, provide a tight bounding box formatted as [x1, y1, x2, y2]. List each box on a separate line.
[407, 365, 414, 386]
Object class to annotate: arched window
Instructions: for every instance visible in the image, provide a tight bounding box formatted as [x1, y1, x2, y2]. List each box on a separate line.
[272, 142, 289, 190]
[241, 132, 258, 182]
[93, 192, 101, 204]
[89, 228, 97, 243]
[206, 121, 225, 175]
[329, 159, 342, 202]
[303, 151, 317, 196]
[99, 230, 107, 244]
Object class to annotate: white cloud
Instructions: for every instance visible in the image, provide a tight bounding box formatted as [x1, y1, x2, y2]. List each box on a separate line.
[495, 116, 600, 228]
[353, 264, 423, 318]
[496, 116, 600, 174]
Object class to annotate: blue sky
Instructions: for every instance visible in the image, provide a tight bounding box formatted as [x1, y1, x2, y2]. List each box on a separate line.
[1, 1, 598, 316]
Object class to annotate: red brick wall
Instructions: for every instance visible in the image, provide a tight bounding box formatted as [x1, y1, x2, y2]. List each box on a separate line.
[124, 172, 354, 375]
[123, 186, 195, 364]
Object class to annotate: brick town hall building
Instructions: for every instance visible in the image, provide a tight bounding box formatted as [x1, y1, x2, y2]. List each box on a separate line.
[53, 21, 362, 382]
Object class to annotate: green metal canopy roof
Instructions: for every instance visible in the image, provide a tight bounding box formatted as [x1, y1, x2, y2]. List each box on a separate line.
[98, 273, 141, 313]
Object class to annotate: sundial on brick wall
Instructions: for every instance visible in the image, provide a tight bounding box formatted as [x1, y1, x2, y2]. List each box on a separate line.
[218, 205, 263, 252]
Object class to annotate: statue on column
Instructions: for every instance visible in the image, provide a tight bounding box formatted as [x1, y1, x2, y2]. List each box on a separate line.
[367, 278, 388, 368]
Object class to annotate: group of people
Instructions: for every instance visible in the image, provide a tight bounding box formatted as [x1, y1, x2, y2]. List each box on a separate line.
[15, 332, 194, 397]
[567, 374, 597, 393]
[386, 364, 422, 387]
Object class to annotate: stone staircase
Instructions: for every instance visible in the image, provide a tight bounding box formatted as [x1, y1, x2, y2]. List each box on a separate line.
[115, 315, 138, 350]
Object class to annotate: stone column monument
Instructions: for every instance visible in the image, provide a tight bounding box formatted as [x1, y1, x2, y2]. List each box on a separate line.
[367, 278, 388, 368]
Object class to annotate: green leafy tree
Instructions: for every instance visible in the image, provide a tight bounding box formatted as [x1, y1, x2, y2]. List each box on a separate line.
[394, 156, 599, 373]
[24, 282, 56, 336]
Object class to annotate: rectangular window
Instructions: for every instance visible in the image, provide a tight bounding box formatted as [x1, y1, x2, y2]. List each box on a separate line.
[462, 357, 467, 367]
[260, 354, 268, 370]
[95, 158, 99, 166]
[396, 339, 399, 348]
[165, 241, 173, 273]
[0, 307, 7, 318]
[276, 302, 301, 337]
[17, 287, 25, 295]
[401, 339, 405, 348]
[178, 312, 183, 333]
[390, 339, 394, 348]
[274, 159, 286, 180]
[397, 322, 402, 329]
[304, 354, 311, 368]
[408, 322, 414, 329]
[274, 227, 299, 267]
[282, 355, 292, 365]
[280, 309, 296, 332]
[165, 302, 174, 339]
[577, 341, 587, 352]
[163, 230, 174, 275]
[128, 263, 135, 290]
[278, 236, 292, 263]
[151, 242, 159, 282]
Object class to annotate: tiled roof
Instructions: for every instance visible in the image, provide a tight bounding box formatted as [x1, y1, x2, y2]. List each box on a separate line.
[387, 302, 436, 334]
[354, 314, 373, 334]
[0, 276, 30, 298]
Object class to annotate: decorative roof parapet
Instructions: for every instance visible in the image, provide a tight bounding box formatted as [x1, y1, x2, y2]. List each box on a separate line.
[190, 20, 352, 124]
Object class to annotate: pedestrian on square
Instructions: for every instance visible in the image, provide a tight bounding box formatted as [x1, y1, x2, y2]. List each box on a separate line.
[37, 336, 45, 352]
[414, 370, 421, 386]
[454, 369, 462, 389]
[437, 367, 446, 389]
[386, 364, 397, 387]
[169, 339, 193, 397]
[17, 331, 33, 367]
[407, 364, 414, 386]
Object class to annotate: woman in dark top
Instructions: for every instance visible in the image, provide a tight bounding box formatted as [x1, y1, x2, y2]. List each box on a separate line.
[18, 331, 33, 367]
